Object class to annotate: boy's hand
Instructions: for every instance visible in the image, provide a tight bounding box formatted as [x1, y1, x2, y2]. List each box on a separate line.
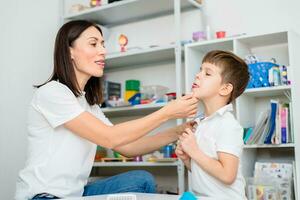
[179, 128, 199, 157]
[175, 142, 190, 161]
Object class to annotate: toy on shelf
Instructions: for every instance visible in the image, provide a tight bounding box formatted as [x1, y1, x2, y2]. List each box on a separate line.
[118, 34, 128, 52]
[69, 4, 89, 14]
[94, 146, 107, 161]
[179, 191, 197, 200]
[192, 31, 206, 41]
[90, 0, 102, 7]
[244, 55, 290, 89]
[140, 85, 169, 104]
[216, 31, 226, 38]
[125, 80, 140, 105]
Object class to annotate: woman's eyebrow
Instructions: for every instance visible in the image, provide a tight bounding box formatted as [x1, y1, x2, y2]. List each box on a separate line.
[87, 37, 99, 41]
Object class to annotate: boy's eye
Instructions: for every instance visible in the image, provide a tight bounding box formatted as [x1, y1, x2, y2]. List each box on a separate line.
[90, 43, 97, 47]
[206, 73, 211, 76]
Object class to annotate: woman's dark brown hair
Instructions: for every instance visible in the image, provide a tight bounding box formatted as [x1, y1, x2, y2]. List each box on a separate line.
[36, 20, 103, 106]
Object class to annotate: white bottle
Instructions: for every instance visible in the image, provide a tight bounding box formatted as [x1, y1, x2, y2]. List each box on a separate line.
[206, 25, 211, 40]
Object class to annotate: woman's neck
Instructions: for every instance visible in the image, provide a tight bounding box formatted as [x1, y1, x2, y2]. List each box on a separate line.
[75, 71, 90, 91]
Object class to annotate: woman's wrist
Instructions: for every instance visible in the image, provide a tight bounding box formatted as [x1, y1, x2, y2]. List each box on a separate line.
[156, 106, 171, 122]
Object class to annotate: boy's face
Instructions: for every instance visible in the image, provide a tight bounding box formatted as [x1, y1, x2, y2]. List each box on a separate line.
[192, 62, 230, 101]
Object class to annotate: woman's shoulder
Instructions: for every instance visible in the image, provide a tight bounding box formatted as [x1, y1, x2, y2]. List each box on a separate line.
[37, 80, 72, 93]
[34, 80, 74, 99]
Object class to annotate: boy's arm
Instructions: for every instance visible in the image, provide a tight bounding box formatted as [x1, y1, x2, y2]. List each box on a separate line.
[189, 148, 239, 185]
[180, 128, 239, 185]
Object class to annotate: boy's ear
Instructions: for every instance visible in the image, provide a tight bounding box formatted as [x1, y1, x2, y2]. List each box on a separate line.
[219, 83, 233, 97]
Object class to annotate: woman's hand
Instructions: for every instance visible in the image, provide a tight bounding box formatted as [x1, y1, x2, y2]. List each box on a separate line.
[174, 121, 197, 135]
[161, 94, 198, 119]
[175, 142, 190, 161]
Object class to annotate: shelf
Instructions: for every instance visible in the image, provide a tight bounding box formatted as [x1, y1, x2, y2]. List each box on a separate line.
[105, 45, 177, 70]
[64, 0, 202, 27]
[236, 31, 288, 48]
[93, 161, 179, 167]
[102, 102, 166, 117]
[186, 38, 234, 53]
[243, 143, 295, 149]
[243, 85, 291, 97]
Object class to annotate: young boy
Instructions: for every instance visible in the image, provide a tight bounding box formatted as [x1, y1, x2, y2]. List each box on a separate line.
[176, 50, 249, 199]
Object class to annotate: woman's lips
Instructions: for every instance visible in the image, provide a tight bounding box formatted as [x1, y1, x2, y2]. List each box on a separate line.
[95, 61, 105, 68]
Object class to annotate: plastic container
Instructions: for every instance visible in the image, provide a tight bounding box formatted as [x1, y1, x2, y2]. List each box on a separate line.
[140, 85, 169, 102]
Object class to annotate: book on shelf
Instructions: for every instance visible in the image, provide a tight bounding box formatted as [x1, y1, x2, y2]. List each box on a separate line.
[246, 162, 293, 200]
[244, 100, 293, 145]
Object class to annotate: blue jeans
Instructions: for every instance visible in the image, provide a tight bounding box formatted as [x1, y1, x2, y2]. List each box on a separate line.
[83, 170, 156, 196]
[32, 170, 156, 199]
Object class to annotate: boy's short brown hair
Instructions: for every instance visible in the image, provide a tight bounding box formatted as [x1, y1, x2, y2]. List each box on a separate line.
[202, 50, 249, 103]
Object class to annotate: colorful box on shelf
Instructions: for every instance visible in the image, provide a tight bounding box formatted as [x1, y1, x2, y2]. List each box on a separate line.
[247, 62, 290, 89]
[247, 62, 278, 88]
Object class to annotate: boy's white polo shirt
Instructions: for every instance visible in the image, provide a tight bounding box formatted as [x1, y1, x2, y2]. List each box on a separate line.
[191, 104, 246, 199]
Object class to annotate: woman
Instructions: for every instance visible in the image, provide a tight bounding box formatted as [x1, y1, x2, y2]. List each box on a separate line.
[15, 20, 198, 200]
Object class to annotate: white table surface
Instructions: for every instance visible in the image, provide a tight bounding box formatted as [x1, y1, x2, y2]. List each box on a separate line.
[64, 193, 180, 200]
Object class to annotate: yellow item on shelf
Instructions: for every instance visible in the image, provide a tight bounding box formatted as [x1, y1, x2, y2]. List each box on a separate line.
[125, 90, 138, 102]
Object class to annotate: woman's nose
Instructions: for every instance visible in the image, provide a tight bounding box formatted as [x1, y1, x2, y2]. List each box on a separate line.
[98, 46, 106, 55]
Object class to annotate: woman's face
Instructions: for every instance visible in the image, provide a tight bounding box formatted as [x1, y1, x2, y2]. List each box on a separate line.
[70, 26, 106, 82]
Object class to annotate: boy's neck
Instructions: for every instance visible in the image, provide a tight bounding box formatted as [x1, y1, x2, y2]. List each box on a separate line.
[202, 97, 229, 117]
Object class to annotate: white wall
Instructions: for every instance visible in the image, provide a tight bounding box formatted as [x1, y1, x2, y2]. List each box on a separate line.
[1, 0, 300, 199]
[0, 0, 60, 199]
[203, 0, 300, 36]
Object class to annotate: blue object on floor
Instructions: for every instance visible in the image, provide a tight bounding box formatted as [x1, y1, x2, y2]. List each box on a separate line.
[179, 191, 197, 200]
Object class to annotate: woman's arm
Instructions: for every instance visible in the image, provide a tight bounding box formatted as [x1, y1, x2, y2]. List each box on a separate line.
[64, 95, 198, 149]
[113, 122, 194, 157]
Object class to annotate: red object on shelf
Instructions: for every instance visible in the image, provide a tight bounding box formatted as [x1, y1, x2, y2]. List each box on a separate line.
[216, 31, 226, 39]
[171, 153, 178, 158]
[140, 99, 152, 104]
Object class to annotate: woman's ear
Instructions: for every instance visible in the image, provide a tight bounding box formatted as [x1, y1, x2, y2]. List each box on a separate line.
[219, 83, 233, 97]
[69, 47, 74, 60]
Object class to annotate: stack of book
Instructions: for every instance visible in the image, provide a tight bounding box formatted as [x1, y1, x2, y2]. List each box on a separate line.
[247, 162, 294, 200]
[244, 100, 293, 145]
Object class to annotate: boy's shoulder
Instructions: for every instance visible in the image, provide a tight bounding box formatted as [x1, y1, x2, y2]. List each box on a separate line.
[218, 112, 243, 132]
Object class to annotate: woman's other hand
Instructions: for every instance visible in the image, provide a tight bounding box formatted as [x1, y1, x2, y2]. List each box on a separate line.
[174, 121, 197, 135]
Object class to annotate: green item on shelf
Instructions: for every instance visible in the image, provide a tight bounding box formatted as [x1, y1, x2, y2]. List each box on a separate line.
[126, 80, 140, 91]
[113, 151, 122, 158]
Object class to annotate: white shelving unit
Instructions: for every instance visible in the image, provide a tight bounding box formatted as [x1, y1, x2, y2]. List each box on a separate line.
[185, 31, 300, 199]
[105, 45, 177, 70]
[102, 102, 166, 117]
[64, 0, 201, 27]
[93, 161, 179, 167]
[62, 0, 202, 194]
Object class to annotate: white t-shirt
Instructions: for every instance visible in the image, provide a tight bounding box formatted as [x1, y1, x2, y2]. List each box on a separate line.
[191, 104, 246, 199]
[15, 81, 112, 200]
